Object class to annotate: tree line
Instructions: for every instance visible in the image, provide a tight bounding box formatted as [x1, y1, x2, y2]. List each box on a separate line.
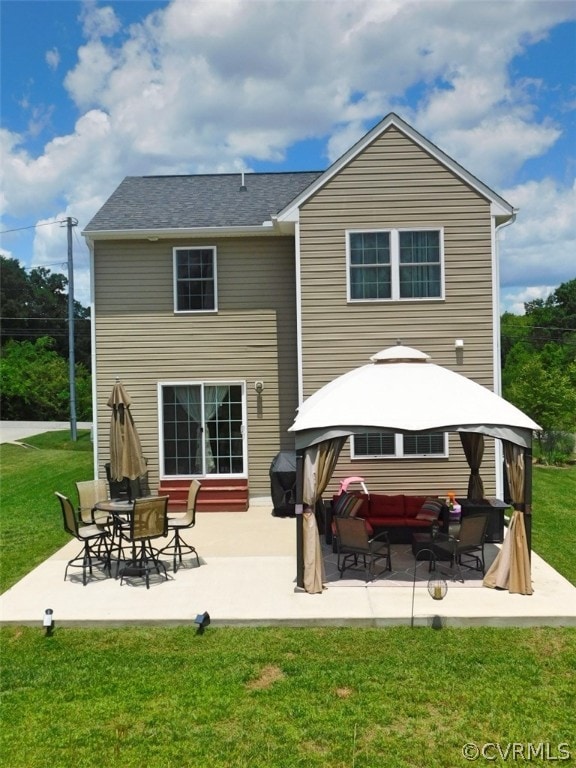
[501, 279, 576, 463]
[1, 256, 575, 461]
[0, 256, 92, 420]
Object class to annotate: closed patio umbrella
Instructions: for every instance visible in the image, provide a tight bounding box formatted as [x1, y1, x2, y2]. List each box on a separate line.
[107, 381, 147, 482]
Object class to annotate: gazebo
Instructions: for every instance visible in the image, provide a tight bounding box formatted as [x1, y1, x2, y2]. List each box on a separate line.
[289, 345, 541, 595]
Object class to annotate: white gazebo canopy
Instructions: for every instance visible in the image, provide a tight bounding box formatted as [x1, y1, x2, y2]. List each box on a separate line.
[289, 345, 540, 596]
[290, 345, 540, 448]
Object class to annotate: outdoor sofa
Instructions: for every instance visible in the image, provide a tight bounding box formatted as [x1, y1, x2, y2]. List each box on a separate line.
[325, 492, 450, 545]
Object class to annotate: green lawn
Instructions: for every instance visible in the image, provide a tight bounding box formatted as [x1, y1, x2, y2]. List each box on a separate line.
[1, 434, 575, 767]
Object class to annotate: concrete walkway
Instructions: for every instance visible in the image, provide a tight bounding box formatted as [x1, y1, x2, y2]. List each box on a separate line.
[1, 421, 575, 629]
[0, 421, 92, 443]
[1, 500, 575, 629]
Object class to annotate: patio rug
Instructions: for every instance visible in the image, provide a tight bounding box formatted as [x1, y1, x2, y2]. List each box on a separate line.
[322, 541, 500, 589]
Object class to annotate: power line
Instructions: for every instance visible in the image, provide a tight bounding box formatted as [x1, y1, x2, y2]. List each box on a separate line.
[0, 220, 66, 235]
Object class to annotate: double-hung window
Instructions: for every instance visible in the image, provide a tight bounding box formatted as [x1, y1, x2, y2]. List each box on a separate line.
[174, 247, 217, 312]
[348, 228, 443, 301]
[352, 431, 447, 458]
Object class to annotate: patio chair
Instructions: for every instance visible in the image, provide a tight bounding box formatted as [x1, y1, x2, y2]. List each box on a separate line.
[432, 512, 490, 582]
[159, 480, 201, 572]
[118, 496, 169, 588]
[334, 516, 392, 582]
[76, 479, 110, 526]
[55, 492, 111, 585]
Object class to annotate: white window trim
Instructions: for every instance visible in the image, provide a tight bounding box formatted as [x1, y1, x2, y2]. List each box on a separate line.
[158, 380, 247, 479]
[173, 246, 218, 314]
[351, 432, 448, 459]
[346, 227, 445, 302]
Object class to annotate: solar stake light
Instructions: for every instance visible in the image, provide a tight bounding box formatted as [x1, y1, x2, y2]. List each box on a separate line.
[43, 608, 54, 637]
[411, 550, 448, 627]
[194, 611, 210, 634]
[428, 577, 448, 600]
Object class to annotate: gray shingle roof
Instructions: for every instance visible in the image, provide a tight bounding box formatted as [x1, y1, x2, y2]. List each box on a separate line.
[84, 171, 323, 232]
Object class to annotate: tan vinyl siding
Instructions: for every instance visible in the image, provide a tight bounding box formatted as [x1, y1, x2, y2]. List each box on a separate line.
[94, 236, 297, 496]
[299, 125, 497, 496]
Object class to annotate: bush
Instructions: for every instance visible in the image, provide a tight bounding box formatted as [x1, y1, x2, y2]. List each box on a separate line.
[0, 337, 92, 420]
[535, 430, 576, 466]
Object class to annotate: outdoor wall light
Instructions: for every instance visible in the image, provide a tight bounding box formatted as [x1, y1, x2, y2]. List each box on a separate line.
[254, 381, 264, 394]
[194, 611, 211, 634]
[455, 339, 464, 349]
[43, 608, 54, 637]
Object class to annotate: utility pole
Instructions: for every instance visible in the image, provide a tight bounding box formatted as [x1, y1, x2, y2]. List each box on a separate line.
[66, 217, 79, 441]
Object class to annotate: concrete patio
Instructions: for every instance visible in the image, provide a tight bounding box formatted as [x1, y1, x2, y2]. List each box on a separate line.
[1, 500, 575, 629]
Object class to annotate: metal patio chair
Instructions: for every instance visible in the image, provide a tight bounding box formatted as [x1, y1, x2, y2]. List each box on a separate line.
[118, 496, 169, 588]
[55, 492, 111, 585]
[159, 480, 201, 572]
[432, 512, 490, 582]
[334, 515, 392, 582]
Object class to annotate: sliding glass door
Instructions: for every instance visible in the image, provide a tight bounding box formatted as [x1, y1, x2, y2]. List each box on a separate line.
[160, 382, 245, 476]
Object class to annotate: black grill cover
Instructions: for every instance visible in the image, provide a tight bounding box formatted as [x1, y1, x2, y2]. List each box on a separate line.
[270, 451, 297, 516]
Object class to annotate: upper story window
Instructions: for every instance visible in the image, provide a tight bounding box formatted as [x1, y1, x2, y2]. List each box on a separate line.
[352, 431, 447, 458]
[347, 229, 443, 301]
[173, 247, 217, 313]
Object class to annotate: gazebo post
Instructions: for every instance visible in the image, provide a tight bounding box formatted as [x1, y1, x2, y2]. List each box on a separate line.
[295, 450, 304, 589]
[524, 444, 533, 559]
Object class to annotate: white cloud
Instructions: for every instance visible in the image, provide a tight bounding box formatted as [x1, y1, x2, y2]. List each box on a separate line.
[80, 0, 121, 39]
[46, 48, 60, 71]
[498, 178, 576, 312]
[2, 0, 576, 307]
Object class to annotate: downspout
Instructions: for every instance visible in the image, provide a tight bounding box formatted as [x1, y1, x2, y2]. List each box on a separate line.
[524, 444, 533, 560]
[294, 219, 304, 404]
[83, 235, 99, 480]
[294, 219, 306, 588]
[492, 209, 518, 499]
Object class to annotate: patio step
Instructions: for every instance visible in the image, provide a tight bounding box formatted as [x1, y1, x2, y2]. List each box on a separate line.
[158, 478, 249, 512]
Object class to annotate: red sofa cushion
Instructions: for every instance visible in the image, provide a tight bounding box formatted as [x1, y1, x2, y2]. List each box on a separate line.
[368, 494, 405, 518]
[404, 496, 429, 518]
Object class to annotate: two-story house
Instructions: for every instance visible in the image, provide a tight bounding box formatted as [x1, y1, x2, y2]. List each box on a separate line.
[83, 112, 515, 511]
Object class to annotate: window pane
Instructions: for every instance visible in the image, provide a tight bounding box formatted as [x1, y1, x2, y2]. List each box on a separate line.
[162, 385, 202, 474]
[403, 433, 445, 455]
[399, 231, 441, 298]
[354, 433, 395, 456]
[349, 232, 391, 300]
[350, 265, 391, 299]
[175, 249, 216, 311]
[399, 264, 441, 298]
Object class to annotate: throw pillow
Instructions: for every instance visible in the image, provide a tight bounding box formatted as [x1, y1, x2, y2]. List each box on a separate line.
[333, 492, 352, 516]
[347, 496, 365, 518]
[333, 492, 364, 518]
[415, 497, 443, 521]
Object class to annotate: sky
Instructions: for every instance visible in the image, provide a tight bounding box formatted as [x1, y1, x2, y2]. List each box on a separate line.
[1, 0, 575, 313]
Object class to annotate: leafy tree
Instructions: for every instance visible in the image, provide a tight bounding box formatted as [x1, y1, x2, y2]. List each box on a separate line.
[0, 337, 92, 420]
[502, 279, 576, 463]
[501, 311, 530, 368]
[524, 278, 576, 362]
[0, 256, 91, 369]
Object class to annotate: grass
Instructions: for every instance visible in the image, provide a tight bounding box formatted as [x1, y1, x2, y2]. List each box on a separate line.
[1, 434, 575, 767]
[0, 430, 93, 592]
[1, 624, 575, 768]
[531, 465, 576, 584]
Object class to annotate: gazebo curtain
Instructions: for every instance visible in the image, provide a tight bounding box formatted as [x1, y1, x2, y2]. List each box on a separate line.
[483, 440, 532, 595]
[459, 432, 485, 500]
[302, 438, 346, 593]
